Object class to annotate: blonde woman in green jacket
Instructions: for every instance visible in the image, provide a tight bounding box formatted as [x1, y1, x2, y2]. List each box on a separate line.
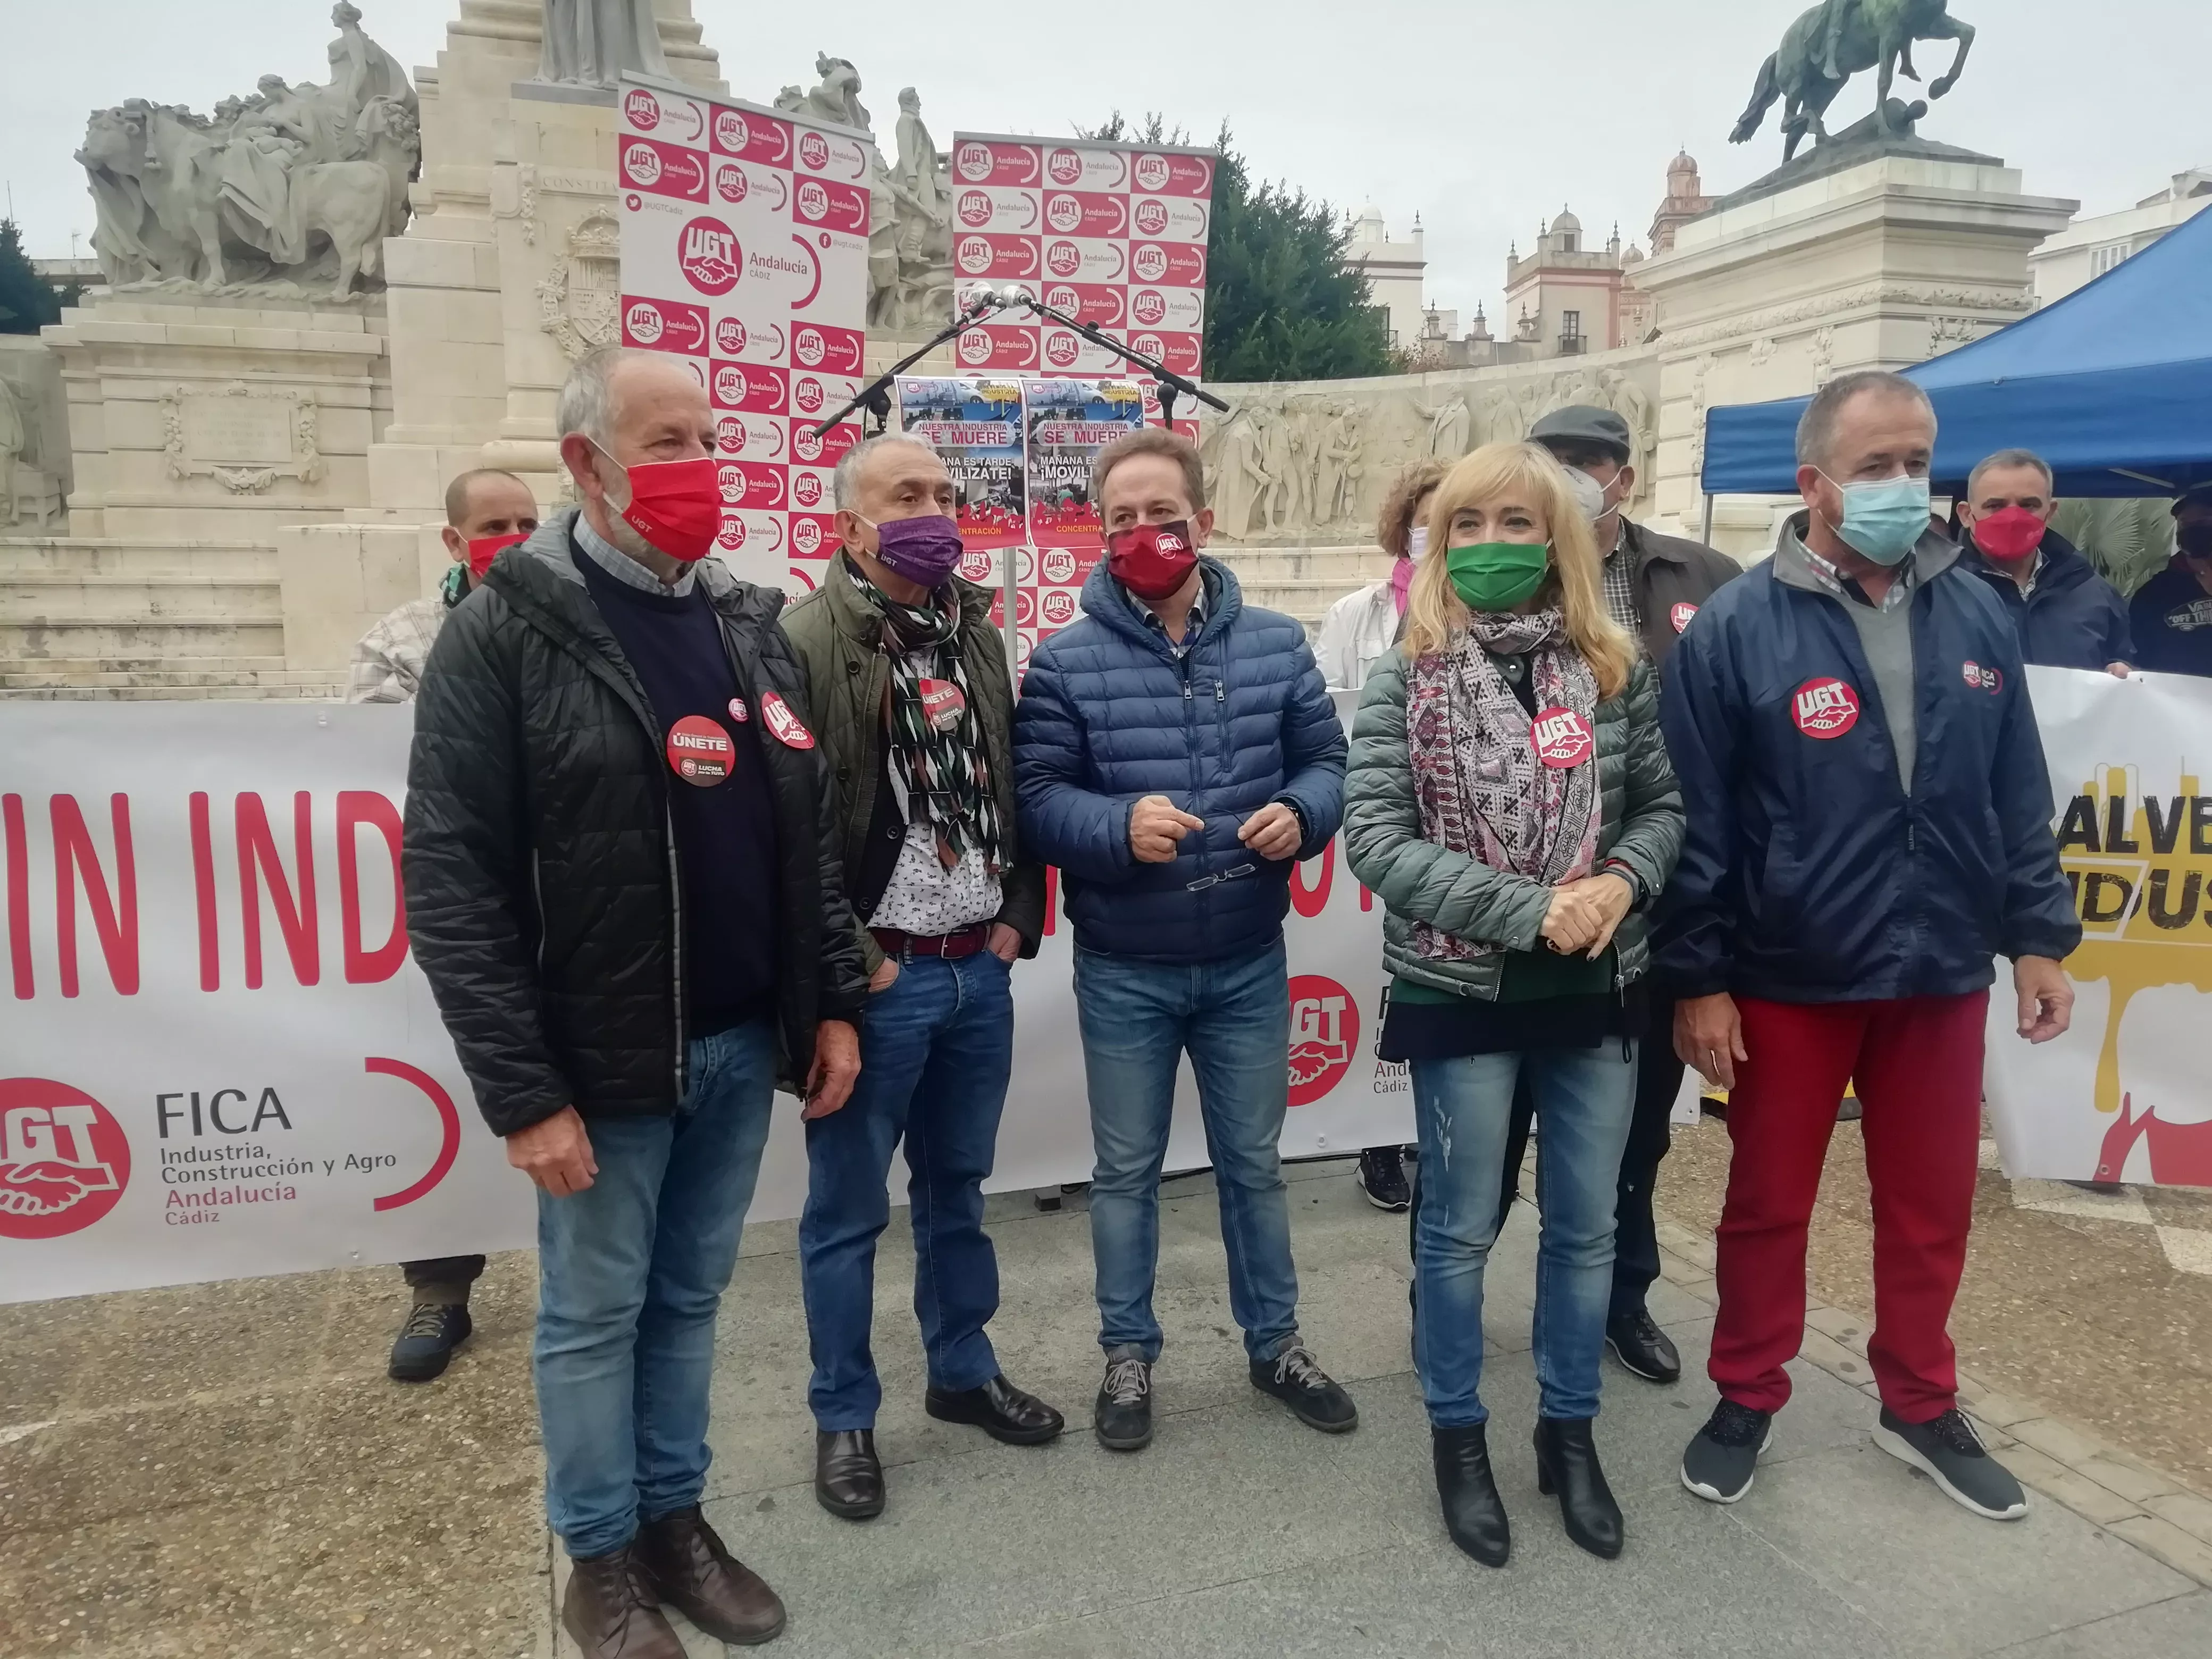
[1344, 442, 1683, 1569]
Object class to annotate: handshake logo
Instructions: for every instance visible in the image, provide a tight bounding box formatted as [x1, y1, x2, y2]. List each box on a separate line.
[0, 1080, 129, 1238]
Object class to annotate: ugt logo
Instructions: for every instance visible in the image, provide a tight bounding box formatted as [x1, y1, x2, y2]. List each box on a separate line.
[1287, 977, 1359, 1107]
[0, 1078, 131, 1239]
[677, 216, 742, 296]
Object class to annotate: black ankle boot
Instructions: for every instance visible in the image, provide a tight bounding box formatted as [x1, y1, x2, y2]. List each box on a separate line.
[1431, 1423, 1511, 1566]
[1534, 1417, 1624, 1559]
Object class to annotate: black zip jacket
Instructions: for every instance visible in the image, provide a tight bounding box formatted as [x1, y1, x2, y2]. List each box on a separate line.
[403, 510, 869, 1135]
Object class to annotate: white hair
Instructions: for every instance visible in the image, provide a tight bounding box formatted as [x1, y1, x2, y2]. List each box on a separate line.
[554, 346, 665, 448]
[832, 433, 940, 510]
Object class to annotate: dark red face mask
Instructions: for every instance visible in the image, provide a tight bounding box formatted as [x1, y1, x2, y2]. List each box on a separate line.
[1971, 505, 2047, 564]
[1106, 518, 1198, 601]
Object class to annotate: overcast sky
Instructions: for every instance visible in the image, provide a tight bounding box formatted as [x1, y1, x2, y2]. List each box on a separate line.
[7, 0, 2204, 323]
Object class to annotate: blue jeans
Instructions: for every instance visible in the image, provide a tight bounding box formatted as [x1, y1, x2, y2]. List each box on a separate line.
[533, 1019, 777, 1560]
[1411, 1042, 1637, 1427]
[1074, 939, 1300, 1364]
[799, 950, 1014, 1429]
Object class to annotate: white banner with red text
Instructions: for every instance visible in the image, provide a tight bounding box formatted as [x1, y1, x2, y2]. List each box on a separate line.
[1984, 667, 2212, 1185]
[0, 699, 1407, 1303]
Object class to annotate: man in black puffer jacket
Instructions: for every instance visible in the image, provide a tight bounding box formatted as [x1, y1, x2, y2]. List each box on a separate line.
[405, 348, 867, 1659]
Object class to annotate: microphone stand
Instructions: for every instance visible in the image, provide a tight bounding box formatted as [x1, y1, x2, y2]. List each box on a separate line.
[1008, 296, 1230, 429]
[810, 295, 1017, 437]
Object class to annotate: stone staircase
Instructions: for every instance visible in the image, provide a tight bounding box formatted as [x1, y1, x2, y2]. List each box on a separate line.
[1209, 544, 1395, 636]
[0, 537, 343, 701]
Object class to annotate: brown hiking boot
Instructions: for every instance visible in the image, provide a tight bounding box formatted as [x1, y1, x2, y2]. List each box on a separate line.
[636, 1505, 787, 1646]
[561, 1543, 684, 1658]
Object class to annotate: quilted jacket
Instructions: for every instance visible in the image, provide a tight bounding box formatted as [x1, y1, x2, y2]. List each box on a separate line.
[1012, 556, 1346, 964]
[1344, 649, 1684, 999]
[402, 510, 869, 1134]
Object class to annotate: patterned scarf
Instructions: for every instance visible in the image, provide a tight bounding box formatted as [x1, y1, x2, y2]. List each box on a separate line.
[1404, 608, 1602, 962]
[847, 564, 1003, 872]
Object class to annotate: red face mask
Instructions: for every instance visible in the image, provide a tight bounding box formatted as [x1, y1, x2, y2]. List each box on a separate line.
[1106, 518, 1199, 601]
[601, 449, 723, 563]
[464, 531, 529, 580]
[1971, 505, 2047, 564]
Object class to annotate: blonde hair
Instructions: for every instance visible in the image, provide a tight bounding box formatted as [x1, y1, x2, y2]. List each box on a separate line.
[1402, 442, 1637, 701]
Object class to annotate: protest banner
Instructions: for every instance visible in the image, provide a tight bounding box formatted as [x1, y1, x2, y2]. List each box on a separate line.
[0, 699, 1403, 1304]
[616, 77, 869, 592]
[1023, 378, 1149, 646]
[1984, 667, 2212, 1185]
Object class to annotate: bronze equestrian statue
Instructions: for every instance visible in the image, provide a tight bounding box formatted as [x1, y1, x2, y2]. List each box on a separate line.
[1732, 0, 1976, 161]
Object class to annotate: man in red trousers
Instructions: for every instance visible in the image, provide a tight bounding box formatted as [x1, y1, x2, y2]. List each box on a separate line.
[1657, 370, 2080, 1521]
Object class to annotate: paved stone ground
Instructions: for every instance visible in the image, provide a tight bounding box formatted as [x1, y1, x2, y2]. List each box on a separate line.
[5, 1154, 2209, 1658]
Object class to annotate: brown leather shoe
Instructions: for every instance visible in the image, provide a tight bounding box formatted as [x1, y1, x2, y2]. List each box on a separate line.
[561, 1543, 685, 1659]
[637, 1505, 787, 1646]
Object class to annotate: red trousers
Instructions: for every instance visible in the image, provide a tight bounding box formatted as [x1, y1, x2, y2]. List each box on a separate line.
[1710, 992, 1988, 1423]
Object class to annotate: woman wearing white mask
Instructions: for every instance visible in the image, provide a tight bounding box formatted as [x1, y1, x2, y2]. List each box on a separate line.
[1316, 461, 1448, 696]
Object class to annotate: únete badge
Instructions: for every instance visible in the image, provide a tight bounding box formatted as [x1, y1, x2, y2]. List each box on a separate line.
[760, 690, 815, 749]
[917, 677, 966, 733]
[666, 714, 734, 785]
[1531, 706, 1595, 769]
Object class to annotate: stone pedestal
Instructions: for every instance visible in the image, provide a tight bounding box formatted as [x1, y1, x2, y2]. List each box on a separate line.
[1633, 151, 2076, 556]
[365, 1, 724, 529]
[43, 294, 391, 542]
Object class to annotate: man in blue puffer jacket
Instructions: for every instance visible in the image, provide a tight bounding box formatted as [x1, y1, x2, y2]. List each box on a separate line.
[1014, 428, 1354, 1455]
[1660, 372, 2081, 1526]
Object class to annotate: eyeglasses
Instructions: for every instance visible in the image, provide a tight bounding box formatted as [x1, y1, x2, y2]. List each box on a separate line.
[1184, 862, 1257, 893]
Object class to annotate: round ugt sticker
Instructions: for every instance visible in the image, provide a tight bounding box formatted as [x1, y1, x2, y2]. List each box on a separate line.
[1530, 706, 1595, 769]
[666, 714, 733, 785]
[1791, 677, 1861, 738]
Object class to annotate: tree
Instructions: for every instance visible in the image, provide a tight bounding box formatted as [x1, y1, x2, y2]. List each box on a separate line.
[0, 220, 63, 335]
[1078, 116, 1390, 383]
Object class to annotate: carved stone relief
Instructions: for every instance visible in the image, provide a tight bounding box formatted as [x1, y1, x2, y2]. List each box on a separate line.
[161, 380, 323, 494]
[537, 210, 623, 361]
[1201, 355, 1663, 544]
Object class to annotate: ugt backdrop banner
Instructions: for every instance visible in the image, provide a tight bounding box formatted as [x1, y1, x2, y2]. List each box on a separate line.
[1984, 667, 2212, 1186]
[944, 130, 1212, 446]
[616, 76, 870, 594]
[0, 699, 1404, 1305]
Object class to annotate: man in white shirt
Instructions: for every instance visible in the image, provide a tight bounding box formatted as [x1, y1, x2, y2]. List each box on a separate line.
[780, 435, 1061, 1521]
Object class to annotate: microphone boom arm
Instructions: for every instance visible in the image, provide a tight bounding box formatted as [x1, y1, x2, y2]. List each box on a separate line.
[810, 295, 1016, 438]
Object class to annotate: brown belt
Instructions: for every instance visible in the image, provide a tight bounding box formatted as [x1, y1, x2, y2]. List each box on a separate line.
[871, 923, 992, 961]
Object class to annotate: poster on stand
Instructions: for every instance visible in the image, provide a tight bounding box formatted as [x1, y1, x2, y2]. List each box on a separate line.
[1023, 378, 1148, 643]
[893, 377, 1029, 549]
[617, 77, 870, 591]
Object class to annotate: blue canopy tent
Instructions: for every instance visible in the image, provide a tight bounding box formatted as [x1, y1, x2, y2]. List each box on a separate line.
[1698, 202, 2212, 501]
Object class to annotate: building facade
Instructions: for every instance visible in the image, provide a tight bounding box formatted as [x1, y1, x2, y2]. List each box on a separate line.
[1344, 204, 1429, 350]
[2029, 170, 2211, 306]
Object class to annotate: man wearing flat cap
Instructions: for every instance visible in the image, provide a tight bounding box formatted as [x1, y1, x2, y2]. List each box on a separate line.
[1499, 404, 1742, 1387]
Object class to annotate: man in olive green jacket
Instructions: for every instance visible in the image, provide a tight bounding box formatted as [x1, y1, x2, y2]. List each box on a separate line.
[781, 435, 1058, 1523]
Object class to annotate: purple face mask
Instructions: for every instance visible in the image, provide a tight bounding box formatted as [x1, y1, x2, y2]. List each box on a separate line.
[869, 514, 964, 586]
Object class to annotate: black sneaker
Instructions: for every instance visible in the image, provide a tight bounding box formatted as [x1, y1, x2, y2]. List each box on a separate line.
[1605, 1310, 1682, 1384]
[1355, 1146, 1412, 1211]
[1250, 1341, 1359, 1434]
[388, 1301, 472, 1382]
[1094, 1348, 1154, 1452]
[1681, 1398, 1773, 1504]
[1873, 1407, 2029, 1520]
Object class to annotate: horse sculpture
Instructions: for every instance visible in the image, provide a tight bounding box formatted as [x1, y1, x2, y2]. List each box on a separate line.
[1733, 0, 1976, 162]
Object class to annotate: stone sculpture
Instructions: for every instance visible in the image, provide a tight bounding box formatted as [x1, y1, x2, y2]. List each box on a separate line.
[538, 0, 671, 87]
[783, 56, 952, 337]
[1204, 361, 1661, 543]
[1732, 0, 1975, 160]
[0, 375, 23, 527]
[75, 4, 419, 298]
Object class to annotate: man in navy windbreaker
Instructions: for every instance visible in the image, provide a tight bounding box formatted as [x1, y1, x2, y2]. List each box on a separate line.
[1955, 447, 2133, 675]
[1658, 372, 2081, 1524]
[1013, 428, 1355, 1455]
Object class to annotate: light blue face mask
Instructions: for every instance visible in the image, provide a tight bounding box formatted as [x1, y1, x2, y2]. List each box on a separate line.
[1819, 471, 1932, 567]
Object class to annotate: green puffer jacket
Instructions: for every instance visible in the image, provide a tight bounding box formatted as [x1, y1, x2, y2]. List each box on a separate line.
[1344, 648, 1685, 1000]
[781, 548, 1046, 977]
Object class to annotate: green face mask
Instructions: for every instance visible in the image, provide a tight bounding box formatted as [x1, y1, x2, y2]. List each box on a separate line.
[1446, 540, 1552, 613]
